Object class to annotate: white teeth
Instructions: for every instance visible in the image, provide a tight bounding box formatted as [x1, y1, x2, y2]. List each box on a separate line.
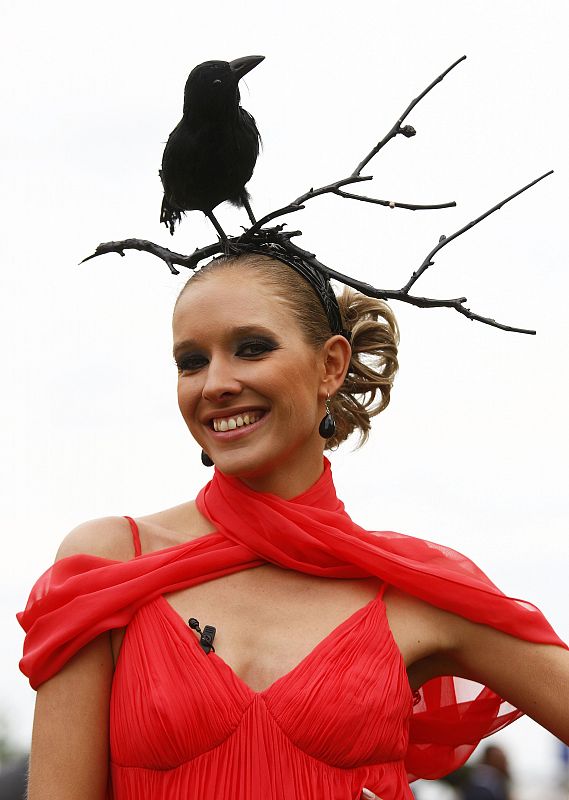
[212, 412, 262, 432]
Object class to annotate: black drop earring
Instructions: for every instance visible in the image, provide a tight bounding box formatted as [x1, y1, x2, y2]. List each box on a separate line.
[201, 450, 214, 467]
[319, 394, 336, 439]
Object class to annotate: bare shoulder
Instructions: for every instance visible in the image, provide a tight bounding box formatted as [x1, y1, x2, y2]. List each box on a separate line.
[56, 516, 136, 563]
[135, 499, 216, 553]
[55, 498, 215, 564]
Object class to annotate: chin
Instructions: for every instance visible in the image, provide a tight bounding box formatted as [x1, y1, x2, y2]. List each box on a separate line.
[208, 434, 322, 486]
[209, 447, 278, 479]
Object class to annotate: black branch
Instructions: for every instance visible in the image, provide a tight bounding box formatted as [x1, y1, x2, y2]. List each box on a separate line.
[81, 238, 223, 274]
[286, 57, 467, 214]
[275, 237, 537, 336]
[401, 170, 554, 294]
[353, 55, 467, 176]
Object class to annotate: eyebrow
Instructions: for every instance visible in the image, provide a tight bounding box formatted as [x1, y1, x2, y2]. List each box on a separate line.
[172, 325, 279, 360]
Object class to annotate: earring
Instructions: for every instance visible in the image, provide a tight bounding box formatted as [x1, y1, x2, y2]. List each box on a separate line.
[319, 393, 336, 439]
[201, 450, 214, 467]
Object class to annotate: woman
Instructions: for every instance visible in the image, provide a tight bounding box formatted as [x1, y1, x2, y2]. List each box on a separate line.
[18, 251, 569, 799]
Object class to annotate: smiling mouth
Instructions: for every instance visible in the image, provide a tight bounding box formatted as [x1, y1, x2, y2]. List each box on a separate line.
[210, 410, 266, 432]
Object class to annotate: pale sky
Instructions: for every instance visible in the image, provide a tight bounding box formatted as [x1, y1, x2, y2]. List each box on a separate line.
[1, 0, 567, 787]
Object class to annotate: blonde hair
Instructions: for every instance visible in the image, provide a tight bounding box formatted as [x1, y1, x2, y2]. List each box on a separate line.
[175, 253, 399, 449]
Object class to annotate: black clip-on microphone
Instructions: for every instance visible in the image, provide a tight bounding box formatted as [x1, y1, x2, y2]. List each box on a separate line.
[188, 617, 216, 654]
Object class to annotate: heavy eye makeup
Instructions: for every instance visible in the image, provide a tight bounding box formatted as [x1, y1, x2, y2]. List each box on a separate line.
[174, 335, 281, 373]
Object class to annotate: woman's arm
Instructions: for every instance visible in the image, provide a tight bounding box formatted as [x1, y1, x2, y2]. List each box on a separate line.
[384, 587, 569, 744]
[393, 588, 569, 745]
[444, 613, 569, 744]
[27, 517, 135, 800]
[28, 632, 114, 800]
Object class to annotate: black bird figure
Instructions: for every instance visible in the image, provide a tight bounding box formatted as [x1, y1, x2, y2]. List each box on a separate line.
[159, 55, 264, 239]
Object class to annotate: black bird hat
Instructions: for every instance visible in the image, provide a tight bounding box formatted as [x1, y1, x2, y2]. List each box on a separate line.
[85, 55, 552, 337]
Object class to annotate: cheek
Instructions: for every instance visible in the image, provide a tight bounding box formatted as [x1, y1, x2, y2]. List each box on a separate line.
[277, 364, 321, 420]
[177, 380, 198, 419]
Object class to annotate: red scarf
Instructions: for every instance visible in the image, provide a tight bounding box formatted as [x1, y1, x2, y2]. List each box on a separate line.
[18, 458, 566, 779]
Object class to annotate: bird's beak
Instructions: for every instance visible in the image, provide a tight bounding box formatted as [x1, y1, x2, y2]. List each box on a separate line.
[229, 55, 265, 81]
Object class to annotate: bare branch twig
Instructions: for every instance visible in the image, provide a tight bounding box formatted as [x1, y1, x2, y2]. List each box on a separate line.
[401, 170, 554, 293]
[79, 226, 307, 274]
[334, 190, 456, 211]
[241, 205, 304, 238]
[80, 238, 225, 274]
[353, 55, 467, 176]
[264, 58, 467, 221]
[292, 176, 372, 205]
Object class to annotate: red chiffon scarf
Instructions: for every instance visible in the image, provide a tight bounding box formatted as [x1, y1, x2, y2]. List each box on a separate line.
[17, 457, 566, 780]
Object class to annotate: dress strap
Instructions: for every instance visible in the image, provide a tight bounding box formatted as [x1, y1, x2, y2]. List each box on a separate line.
[123, 515, 142, 557]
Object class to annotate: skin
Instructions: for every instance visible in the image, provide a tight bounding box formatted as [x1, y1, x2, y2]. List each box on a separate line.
[28, 262, 569, 800]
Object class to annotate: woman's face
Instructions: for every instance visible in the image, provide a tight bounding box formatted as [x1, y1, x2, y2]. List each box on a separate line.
[172, 265, 333, 495]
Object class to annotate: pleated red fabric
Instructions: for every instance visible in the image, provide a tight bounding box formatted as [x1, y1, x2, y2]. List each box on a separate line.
[18, 458, 566, 798]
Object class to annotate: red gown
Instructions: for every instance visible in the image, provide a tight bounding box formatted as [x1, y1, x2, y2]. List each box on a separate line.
[18, 459, 567, 799]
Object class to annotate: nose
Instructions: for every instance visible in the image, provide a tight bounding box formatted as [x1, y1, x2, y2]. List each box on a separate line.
[201, 355, 242, 402]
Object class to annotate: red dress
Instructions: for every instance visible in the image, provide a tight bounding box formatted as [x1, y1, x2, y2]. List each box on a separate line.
[18, 459, 567, 799]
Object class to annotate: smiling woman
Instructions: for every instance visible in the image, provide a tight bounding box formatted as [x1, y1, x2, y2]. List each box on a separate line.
[172, 252, 399, 493]
[17, 250, 569, 800]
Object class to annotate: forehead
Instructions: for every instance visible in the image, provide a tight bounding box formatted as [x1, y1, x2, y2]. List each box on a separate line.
[172, 268, 297, 338]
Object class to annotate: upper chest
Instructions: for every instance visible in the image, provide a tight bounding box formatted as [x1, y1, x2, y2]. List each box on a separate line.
[164, 564, 384, 693]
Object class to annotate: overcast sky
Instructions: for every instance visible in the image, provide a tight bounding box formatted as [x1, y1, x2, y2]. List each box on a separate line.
[1, 0, 567, 786]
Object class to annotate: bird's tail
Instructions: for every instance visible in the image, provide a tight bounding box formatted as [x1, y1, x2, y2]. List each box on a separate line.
[160, 196, 184, 236]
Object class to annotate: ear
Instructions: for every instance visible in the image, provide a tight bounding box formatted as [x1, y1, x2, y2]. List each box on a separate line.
[319, 335, 352, 399]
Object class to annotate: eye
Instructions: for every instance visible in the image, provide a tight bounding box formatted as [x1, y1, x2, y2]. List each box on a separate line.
[237, 338, 279, 357]
[212, 79, 222, 86]
[175, 354, 208, 374]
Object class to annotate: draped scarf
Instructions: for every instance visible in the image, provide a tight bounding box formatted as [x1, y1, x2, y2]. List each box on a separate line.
[17, 458, 566, 780]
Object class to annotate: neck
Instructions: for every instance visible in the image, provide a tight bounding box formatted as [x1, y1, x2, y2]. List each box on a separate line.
[235, 449, 326, 499]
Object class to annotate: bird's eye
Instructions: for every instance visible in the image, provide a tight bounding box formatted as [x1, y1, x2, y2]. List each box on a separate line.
[212, 79, 222, 86]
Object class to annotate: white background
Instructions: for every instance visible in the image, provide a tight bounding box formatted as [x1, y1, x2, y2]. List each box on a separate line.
[1, 0, 567, 788]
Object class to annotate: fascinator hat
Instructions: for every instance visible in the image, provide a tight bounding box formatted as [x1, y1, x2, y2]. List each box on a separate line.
[83, 55, 551, 337]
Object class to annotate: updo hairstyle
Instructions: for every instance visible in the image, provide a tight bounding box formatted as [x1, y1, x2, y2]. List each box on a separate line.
[174, 253, 399, 450]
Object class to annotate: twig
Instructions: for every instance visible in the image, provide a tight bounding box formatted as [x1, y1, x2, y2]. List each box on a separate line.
[353, 55, 467, 176]
[333, 190, 456, 211]
[401, 170, 554, 293]
[293, 176, 372, 205]
[80, 238, 224, 274]
[265, 58, 467, 221]
[241, 205, 305, 238]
